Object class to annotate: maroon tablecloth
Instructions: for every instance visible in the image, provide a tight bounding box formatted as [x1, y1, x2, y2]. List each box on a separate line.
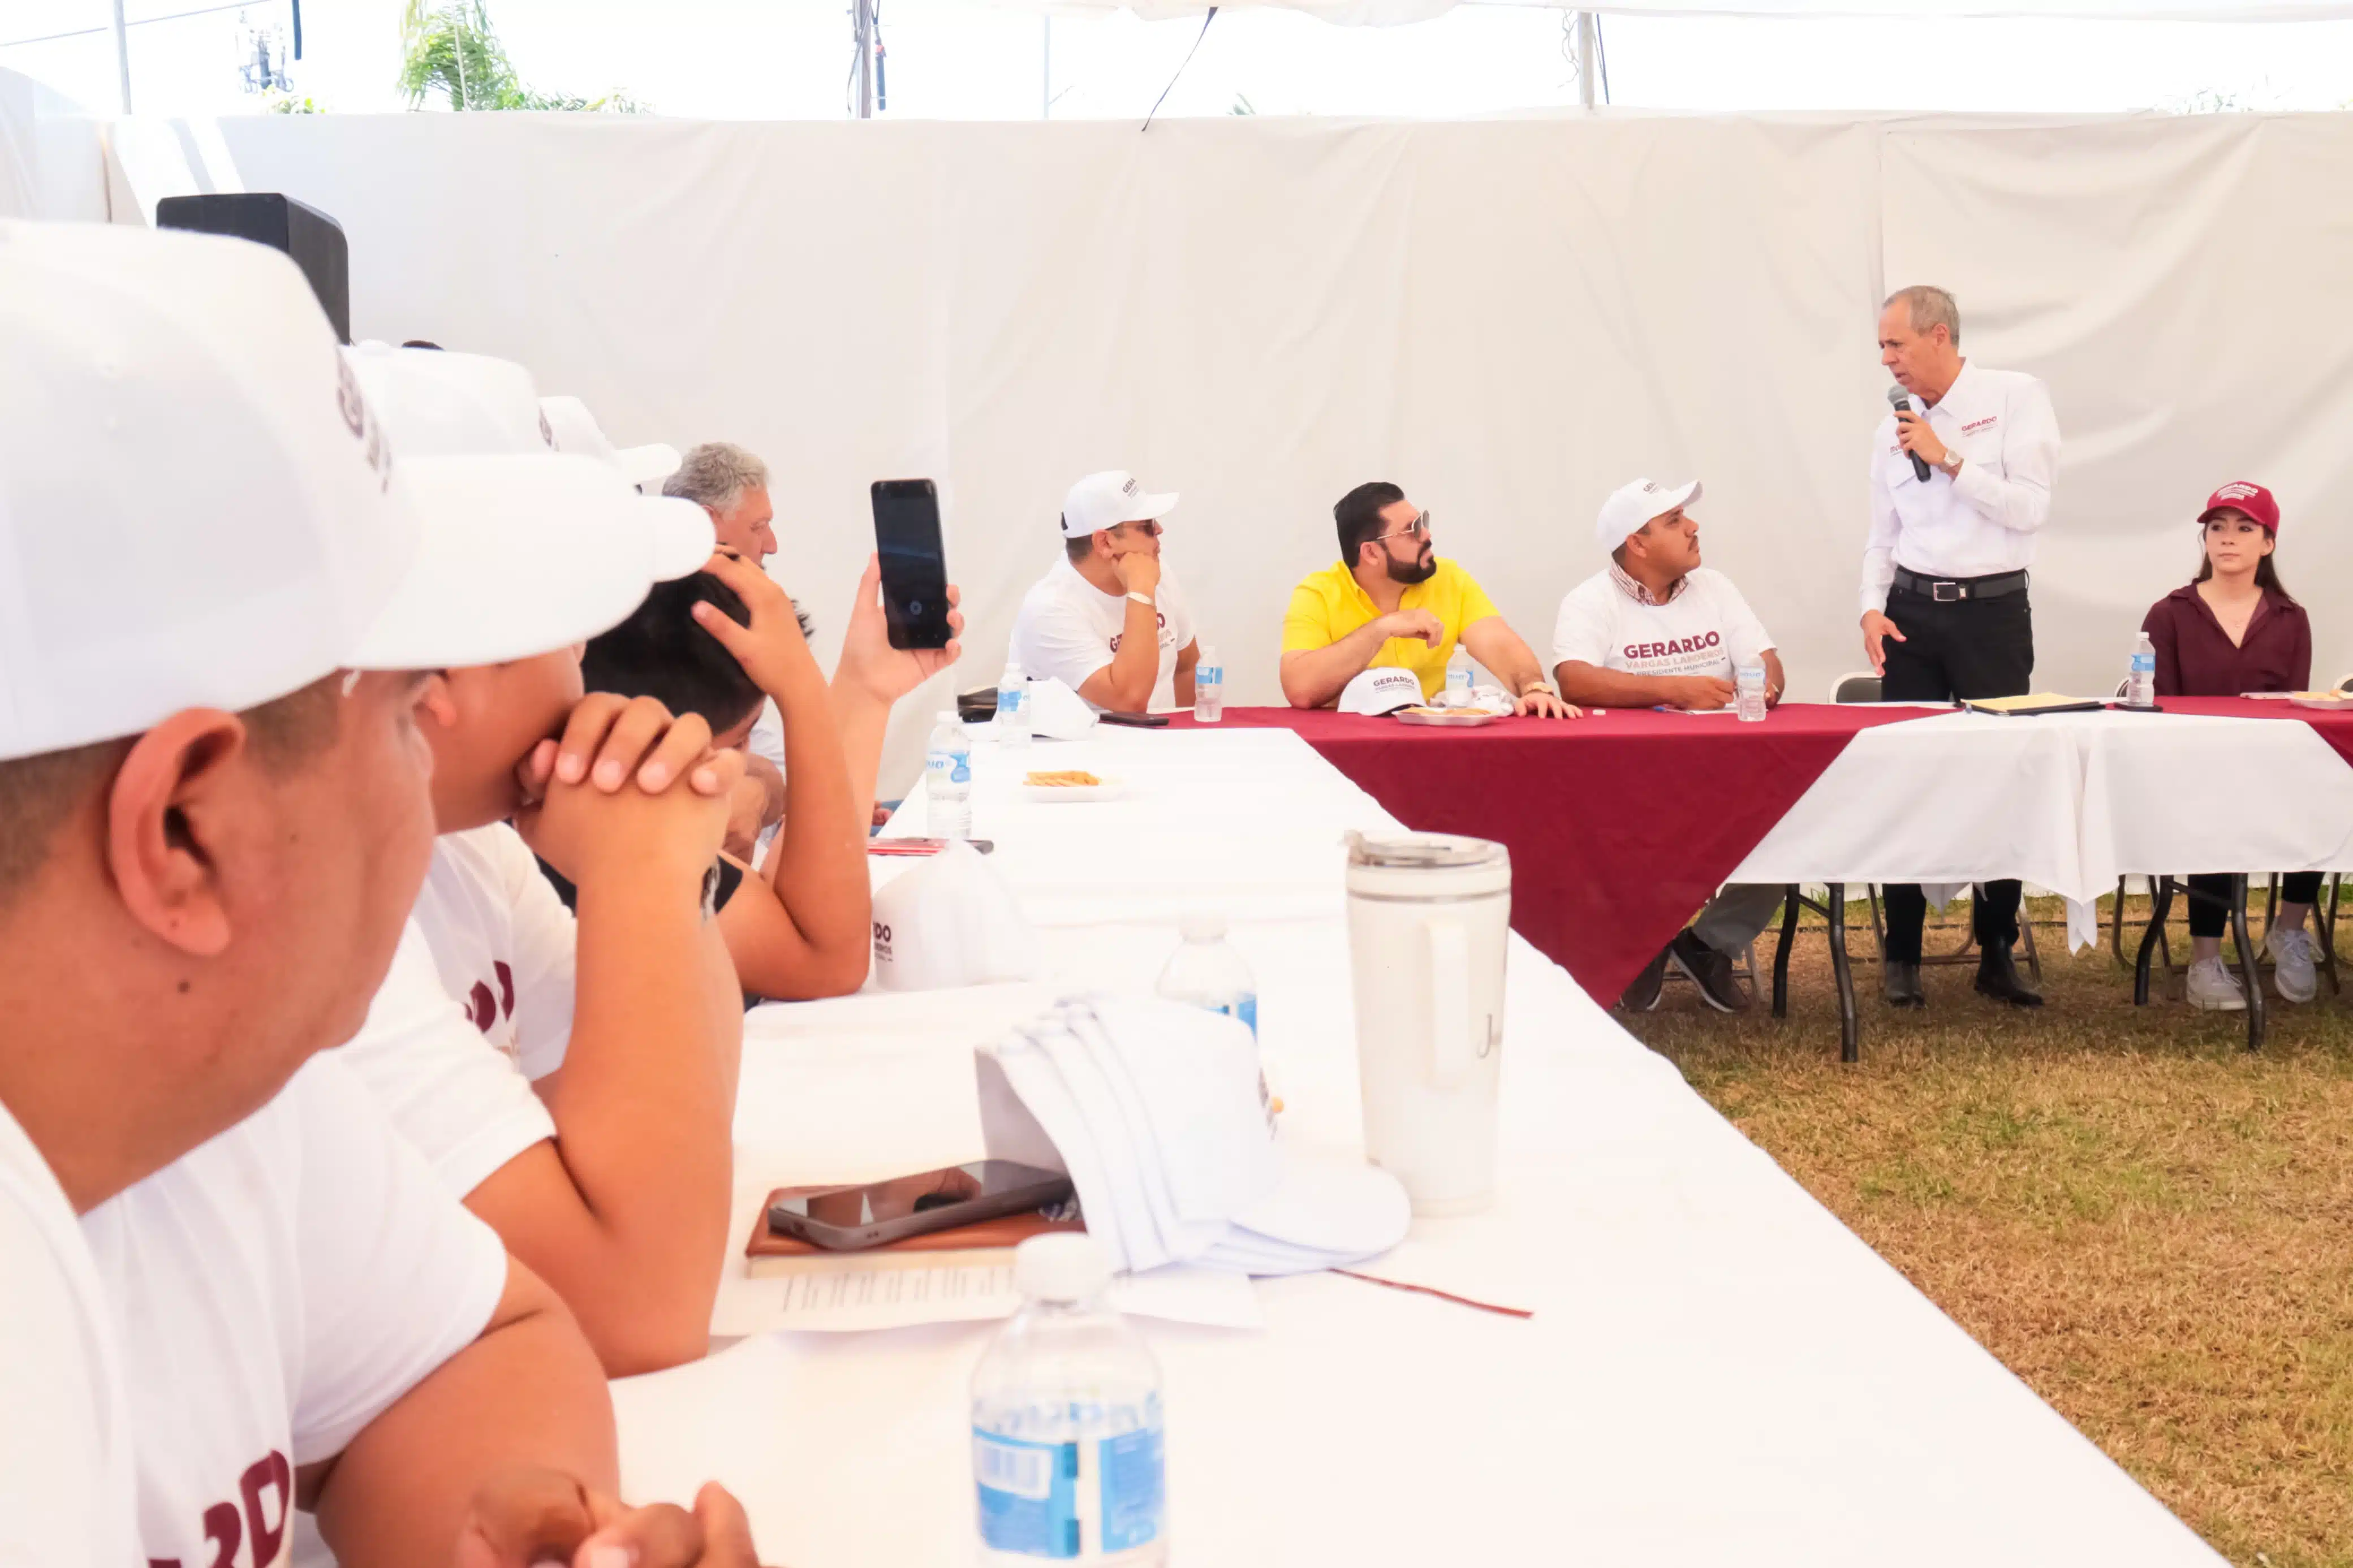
[2145, 695, 2353, 768]
[1172, 703, 1936, 1001]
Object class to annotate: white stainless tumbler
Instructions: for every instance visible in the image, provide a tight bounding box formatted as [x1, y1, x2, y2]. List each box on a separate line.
[1343, 832, 1509, 1215]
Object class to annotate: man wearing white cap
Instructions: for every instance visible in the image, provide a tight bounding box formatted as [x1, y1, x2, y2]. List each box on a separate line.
[1554, 479, 1785, 1012]
[339, 344, 755, 1377]
[1010, 470, 1201, 713]
[0, 224, 761, 1563]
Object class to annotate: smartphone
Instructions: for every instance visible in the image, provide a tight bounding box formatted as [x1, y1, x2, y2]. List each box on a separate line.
[1098, 711, 1170, 728]
[868, 837, 994, 856]
[767, 1161, 1074, 1252]
[870, 478, 953, 651]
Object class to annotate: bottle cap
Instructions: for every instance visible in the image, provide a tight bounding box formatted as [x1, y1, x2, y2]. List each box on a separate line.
[1180, 912, 1228, 944]
[1002, 660, 1022, 677]
[1015, 1232, 1111, 1302]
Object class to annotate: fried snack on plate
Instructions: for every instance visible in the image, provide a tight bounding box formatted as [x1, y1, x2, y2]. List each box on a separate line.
[1024, 770, 1103, 788]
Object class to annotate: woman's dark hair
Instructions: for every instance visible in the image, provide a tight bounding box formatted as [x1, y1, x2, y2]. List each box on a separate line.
[1333, 481, 1406, 565]
[581, 572, 768, 733]
[2194, 517, 2294, 604]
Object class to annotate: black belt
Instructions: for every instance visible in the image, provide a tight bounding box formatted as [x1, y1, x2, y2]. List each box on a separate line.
[1891, 567, 2029, 603]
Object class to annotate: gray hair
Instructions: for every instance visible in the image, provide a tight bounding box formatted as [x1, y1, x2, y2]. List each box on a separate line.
[1885, 285, 1960, 345]
[663, 441, 770, 513]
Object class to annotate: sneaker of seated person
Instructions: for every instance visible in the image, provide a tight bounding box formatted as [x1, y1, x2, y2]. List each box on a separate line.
[1618, 948, 1667, 1013]
[1668, 930, 1749, 1014]
[2185, 954, 2248, 1013]
[2264, 927, 2317, 1004]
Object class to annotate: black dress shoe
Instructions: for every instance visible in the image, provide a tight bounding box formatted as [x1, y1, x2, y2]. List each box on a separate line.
[1669, 930, 1751, 1013]
[1974, 944, 2044, 1008]
[1882, 959, 1925, 1008]
[1619, 947, 1669, 1013]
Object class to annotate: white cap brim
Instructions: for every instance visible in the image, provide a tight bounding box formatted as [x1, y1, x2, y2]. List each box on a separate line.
[1231, 1141, 1411, 1260]
[1058, 489, 1182, 538]
[613, 440, 682, 487]
[348, 455, 714, 670]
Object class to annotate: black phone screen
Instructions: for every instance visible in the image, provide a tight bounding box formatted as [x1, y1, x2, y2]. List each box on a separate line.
[871, 479, 952, 650]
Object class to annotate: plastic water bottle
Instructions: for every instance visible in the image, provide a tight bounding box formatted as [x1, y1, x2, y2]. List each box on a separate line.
[926, 710, 972, 839]
[2126, 632, 2157, 710]
[972, 1234, 1166, 1566]
[1735, 660, 1769, 722]
[1446, 647, 1473, 698]
[1192, 645, 1224, 724]
[997, 662, 1033, 751]
[1156, 913, 1257, 1039]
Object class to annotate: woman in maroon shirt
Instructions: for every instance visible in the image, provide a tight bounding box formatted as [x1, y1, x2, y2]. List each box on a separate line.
[2140, 481, 2320, 1010]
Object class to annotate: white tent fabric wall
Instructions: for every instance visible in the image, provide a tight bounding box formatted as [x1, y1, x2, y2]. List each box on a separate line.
[1015, 1, 2353, 20]
[0, 69, 107, 223]
[106, 111, 2353, 797]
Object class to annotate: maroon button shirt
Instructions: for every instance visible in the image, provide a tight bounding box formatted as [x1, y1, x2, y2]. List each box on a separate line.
[2140, 583, 2311, 697]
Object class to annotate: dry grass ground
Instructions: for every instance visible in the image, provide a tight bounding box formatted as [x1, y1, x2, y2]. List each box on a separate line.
[1621, 893, 2353, 1568]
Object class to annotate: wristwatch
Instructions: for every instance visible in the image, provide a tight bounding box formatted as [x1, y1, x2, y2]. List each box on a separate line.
[1126, 591, 1156, 608]
[1522, 679, 1558, 698]
[1936, 451, 1963, 477]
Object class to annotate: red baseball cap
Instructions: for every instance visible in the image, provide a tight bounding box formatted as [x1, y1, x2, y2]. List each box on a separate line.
[2200, 481, 2279, 533]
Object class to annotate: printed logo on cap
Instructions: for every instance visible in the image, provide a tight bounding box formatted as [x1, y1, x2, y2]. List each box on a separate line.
[1122, 477, 1139, 498]
[334, 351, 394, 493]
[2216, 482, 2260, 502]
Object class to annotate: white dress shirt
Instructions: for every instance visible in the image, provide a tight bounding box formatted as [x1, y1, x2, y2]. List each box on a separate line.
[1860, 360, 2061, 613]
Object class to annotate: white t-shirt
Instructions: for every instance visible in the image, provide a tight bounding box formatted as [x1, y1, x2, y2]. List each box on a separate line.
[1551, 566, 1775, 685]
[81, 1055, 510, 1568]
[337, 920, 559, 1199]
[1009, 556, 1196, 712]
[410, 824, 579, 1083]
[0, 1101, 141, 1567]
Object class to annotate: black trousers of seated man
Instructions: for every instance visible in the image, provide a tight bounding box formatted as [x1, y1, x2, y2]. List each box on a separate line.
[1878, 581, 2034, 964]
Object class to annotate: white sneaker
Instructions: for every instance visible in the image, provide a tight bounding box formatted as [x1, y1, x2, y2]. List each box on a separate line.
[2186, 956, 2248, 1012]
[2266, 927, 2318, 1004]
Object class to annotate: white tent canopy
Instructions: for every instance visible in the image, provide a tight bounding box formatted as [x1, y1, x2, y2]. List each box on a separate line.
[1011, 1, 2353, 22]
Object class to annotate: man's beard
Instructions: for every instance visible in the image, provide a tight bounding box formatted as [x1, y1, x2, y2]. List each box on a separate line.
[1385, 546, 1437, 585]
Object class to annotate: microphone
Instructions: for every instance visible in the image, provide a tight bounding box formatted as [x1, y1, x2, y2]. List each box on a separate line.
[1887, 384, 1933, 483]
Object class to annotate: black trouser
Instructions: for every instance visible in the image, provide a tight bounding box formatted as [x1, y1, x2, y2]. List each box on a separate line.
[2186, 871, 2324, 939]
[1879, 580, 2035, 964]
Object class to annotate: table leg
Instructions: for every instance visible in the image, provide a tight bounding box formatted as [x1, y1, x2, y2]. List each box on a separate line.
[2231, 874, 2266, 1053]
[1827, 883, 1858, 1065]
[2133, 878, 2174, 1007]
[2321, 874, 2342, 999]
[1771, 885, 1799, 1020]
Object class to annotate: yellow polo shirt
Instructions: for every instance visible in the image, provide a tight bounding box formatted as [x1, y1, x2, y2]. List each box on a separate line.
[1280, 558, 1502, 698]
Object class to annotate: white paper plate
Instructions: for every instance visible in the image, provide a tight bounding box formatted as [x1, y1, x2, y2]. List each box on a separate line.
[2290, 695, 2353, 712]
[1019, 776, 1128, 803]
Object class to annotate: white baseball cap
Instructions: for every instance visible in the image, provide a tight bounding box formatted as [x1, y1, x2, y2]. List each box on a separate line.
[539, 394, 682, 489]
[1596, 477, 1702, 553]
[0, 223, 450, 759]
[344, 341, 554, 456]
[976, 996, 1409, 1277]
[347, 344, 714, 666]
[1338, 667, 1423, 717]
[1060, 470, 1179, 539]
[869, 840, 1040, 992]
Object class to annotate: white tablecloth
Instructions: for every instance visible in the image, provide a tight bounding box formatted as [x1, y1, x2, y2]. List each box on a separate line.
[1729, 707, 2353, 945]
[611, 724, 2221, 1566]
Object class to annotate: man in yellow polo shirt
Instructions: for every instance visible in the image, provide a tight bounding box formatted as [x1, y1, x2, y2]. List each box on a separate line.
[1279, 481, 1579, 716]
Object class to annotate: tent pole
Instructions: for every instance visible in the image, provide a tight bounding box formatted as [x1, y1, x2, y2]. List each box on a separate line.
[854, 0, 877, 119]
[1575, 10, 1596, 110]
[110, 0, 132, 113]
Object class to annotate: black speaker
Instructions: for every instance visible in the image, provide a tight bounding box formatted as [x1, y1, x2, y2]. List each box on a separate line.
[155, 193, 350, 344]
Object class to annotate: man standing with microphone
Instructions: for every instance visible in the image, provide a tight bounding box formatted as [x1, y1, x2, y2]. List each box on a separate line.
[1861, 285, 2061, 1009]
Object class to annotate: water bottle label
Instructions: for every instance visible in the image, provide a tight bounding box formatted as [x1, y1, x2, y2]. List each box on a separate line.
[1198, 664, 1222, 685]
[974, 1431, 1080, 1558]
[929, 750, 972, 785]
[1097, 1419, 1166, 1553]
[1211, 994, 1259, 1039]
